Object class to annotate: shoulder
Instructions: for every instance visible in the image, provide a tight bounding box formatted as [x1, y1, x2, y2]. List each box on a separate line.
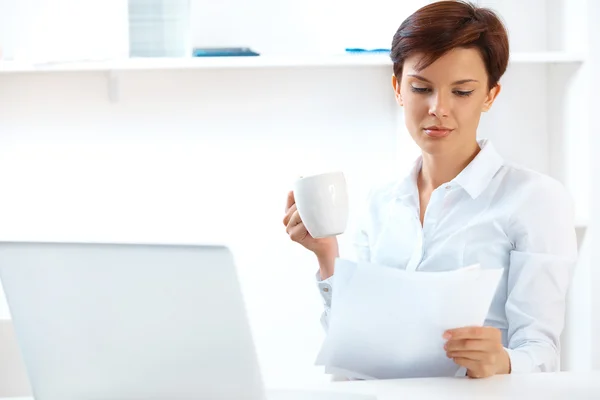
[499, 163, 575, 229]
[500, 163, 572, 205]
[499, 164, 577, 258]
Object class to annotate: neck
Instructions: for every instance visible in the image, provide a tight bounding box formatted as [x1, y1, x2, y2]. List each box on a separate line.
[419, 140, 481, 190]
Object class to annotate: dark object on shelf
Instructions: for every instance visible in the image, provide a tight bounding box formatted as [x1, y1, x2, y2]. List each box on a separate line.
[192, 47, 260, 57]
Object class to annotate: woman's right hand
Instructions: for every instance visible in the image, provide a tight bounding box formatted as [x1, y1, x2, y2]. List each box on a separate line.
[283, 190, 339, 260]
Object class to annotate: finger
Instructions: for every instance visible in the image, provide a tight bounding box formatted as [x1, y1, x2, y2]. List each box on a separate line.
[451, 358, 491, 379]
[446, 351, 489, 361]
[444, 326, 498, 341]
[282, 204, 297, 226]
[285, 191, 295, 213]
[445, 339, 494, 352]
[285, 210, 303, 233]
[288, 222, 309, 242]
[452, 357, 478, 371]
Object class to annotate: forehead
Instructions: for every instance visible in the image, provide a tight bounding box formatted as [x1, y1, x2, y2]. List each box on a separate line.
[403, 47, 487, 82]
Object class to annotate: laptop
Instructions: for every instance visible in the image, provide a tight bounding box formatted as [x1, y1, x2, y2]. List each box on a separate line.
[0, 241, 375, 400]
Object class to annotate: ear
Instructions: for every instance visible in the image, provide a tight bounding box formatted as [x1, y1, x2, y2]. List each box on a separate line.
[482, 83, 501, 112]
[392, 75, 403, 106]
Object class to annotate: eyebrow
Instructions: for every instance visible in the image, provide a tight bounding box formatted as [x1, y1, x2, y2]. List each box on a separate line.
[408, 74, 479, 85]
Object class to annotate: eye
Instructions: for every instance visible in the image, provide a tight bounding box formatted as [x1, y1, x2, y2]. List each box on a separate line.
[454, 90, 474, 97]
[411, 86, 431, 94]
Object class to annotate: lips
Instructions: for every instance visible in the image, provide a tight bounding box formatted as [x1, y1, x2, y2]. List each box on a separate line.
[423, 126, 453, 138]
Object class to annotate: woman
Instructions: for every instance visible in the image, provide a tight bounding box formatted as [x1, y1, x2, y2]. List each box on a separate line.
[283, 0, 578, 379]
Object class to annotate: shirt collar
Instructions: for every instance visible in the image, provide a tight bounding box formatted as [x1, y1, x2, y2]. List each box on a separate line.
[394, 157, 421, 201]
[452, 139, 504, 199]
[394, 139, 504, 200]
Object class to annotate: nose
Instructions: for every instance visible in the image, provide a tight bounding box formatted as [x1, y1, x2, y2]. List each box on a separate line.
[429, 91, 450, 119]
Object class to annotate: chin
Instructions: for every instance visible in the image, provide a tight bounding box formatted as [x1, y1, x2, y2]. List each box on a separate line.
[413, 131, 454, 155]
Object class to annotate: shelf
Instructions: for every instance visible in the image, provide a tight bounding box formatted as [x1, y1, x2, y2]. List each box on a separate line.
[0, 51, 586, 74]
[0, 55, 391, 73]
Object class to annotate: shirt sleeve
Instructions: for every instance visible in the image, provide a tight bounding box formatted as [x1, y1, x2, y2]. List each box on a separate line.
[316, 190, 372, 331]
[316, 271, 334, 331]
[504, 177, 578, 373]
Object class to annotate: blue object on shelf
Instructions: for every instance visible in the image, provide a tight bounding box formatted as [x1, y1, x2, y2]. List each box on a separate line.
[345, 48, 390, 54]
[192, 47, 260, 57]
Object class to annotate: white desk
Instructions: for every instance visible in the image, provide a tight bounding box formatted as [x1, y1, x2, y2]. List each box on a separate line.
[4, 371, 600, 400]
[270, 371, 600, 399]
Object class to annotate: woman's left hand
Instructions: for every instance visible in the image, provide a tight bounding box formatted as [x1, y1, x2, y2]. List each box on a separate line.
[443, 326, 511, 378]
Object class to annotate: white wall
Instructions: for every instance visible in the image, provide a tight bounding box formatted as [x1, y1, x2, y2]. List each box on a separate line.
[0, 0, 128, 61]
[192, 0, 426, 55]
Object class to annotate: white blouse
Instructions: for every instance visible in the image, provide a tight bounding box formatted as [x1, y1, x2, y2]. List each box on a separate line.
[317, 139, 578, 374]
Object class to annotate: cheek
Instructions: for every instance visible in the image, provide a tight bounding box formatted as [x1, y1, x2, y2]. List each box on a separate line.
[402, 93, 429, 122]
[454, 100, 484, 128]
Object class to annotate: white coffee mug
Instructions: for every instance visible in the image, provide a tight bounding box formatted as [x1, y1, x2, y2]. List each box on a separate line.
[293, 171, 349, 238]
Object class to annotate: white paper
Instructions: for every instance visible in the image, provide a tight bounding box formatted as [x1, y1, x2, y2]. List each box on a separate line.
[316, 259, 503, 380]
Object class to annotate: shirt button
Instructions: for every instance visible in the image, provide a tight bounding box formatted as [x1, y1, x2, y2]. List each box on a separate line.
[323, 287, 330, 292]
[445, 185, 451, 190]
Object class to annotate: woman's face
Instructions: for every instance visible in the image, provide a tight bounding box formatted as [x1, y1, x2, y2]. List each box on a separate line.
[392, 47, 500, 156]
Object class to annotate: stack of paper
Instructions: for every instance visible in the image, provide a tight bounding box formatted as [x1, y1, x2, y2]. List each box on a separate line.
[316, 259, 503, 380]
[128, 0, 191, 57]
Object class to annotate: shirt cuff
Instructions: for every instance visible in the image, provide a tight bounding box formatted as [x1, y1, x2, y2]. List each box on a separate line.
[315, 270, 333, 306]
[505, 347, 534, 373]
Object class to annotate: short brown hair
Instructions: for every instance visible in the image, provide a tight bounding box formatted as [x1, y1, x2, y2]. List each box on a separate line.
[391, 0, 509, 89]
